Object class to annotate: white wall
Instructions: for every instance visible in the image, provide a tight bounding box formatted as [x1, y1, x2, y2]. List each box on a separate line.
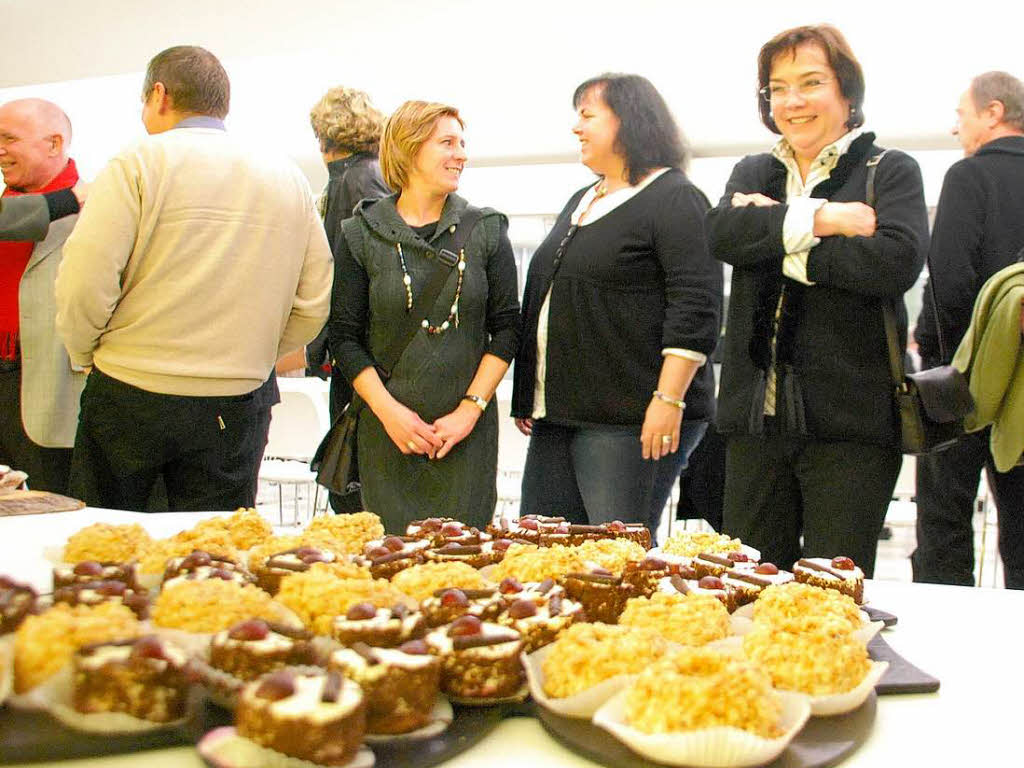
[1, 0, 1019, 209]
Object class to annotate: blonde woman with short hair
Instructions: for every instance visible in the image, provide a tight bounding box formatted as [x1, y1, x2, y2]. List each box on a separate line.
[328, 101, 521, 530]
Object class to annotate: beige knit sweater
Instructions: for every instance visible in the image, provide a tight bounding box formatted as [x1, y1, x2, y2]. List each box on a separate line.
[55, 127, 332, 396]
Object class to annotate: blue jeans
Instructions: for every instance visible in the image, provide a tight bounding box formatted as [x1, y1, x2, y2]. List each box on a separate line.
[520, 420, 708, 542]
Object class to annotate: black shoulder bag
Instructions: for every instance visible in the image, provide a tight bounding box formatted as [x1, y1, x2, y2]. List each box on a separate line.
[310, 207, 485, 497]
[868, 152, 975, 454]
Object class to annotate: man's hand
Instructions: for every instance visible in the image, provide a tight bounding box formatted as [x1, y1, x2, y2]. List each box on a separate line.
[814, 202, 876, 238]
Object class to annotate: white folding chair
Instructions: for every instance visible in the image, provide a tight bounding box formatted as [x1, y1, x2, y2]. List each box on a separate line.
[258, 384, 331, 525]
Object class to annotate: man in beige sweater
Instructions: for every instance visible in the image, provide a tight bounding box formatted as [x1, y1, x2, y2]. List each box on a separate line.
[55, 46, 332, 511]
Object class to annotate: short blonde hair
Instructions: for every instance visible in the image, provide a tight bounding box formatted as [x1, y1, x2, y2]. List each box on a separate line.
[309, 86, 385, 155]
[379, 100, 463, 192]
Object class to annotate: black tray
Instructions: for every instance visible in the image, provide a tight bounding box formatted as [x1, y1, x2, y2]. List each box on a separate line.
[868, 634, 940, 695]
[535, 693, 877, 768]
[861, 606, 898, 628]
[0, 705, 194, 763]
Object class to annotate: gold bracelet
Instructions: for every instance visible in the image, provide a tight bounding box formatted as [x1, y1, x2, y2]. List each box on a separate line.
[462, 394, 488, 412]
[652, 390, 686, 409]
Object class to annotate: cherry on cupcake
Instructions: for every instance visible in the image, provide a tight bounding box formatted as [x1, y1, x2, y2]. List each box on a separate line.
[607, 520, 627, 533]
[383, 536, 406, 552]
[698, 576, 724, 590]
[399, 639, 429, 655]
[346, 602, 378, 620]
[727, 552, 750, 563]
[131, 635, 167, 661]
[229, 619, 270, 641]
[499, 577, 523, 594]
[518, 517, 539, 531]
[73, 561, 104, 577]
[755, 563, 779, 575]
[507, 600, 537, 619]
[448, 615, 483, 637]
[440, 589, 469, 607]
[256, 670, 296, 701]
[181, 551, 213, 569]
[831, 556, 856, 570]
[640, 557, 668, 571]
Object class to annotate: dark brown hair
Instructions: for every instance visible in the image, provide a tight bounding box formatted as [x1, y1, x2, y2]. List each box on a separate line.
[756, 25, 865, 134]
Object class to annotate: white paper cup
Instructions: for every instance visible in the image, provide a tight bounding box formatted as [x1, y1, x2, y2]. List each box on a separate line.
[800, 660, 889, 717]
[49, 701, 188, 734]
[198, 726, 376, 768]
[593, 688, 810, 768]
[522, 645, 636, 719]
[363, 695, 453, 742]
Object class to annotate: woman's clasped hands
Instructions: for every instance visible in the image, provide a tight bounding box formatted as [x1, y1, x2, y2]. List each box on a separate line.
[379, 398, 481, 460]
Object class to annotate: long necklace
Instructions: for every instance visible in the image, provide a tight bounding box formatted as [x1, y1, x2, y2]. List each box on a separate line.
[397, 242, 466, 335]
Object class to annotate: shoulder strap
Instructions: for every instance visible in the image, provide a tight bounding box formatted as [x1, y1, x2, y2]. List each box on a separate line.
[375, 205, 486, 379]
[869, 151, 911, 387]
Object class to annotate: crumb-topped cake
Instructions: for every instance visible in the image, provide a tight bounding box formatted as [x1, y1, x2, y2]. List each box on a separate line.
[72, 635, 189, 722]
[722, 562, 794, 607]
[54, 561, 140, 591]
[276, 568, 406, 636]
[331, 603, 426, 648]
[573, 538, 647, 573]
[424, 539, 511, 569]
[306, 511, 385, 555]
[426, 616, 523, 699]
[540, 623, 669, 699]
[624, 647, 783, 737]
[621, 556, 677, 597]
[542, 521, 651, 550]
[692, 550, 757, 578]
[151, 579, 295, 634]
[389, 560, 487, 602]
[329, 641, 441, 734]
[209, 619, 316, 680]
[14, 602, 142, 693]
[752, 582, 863, 633]
[659, 531, 743, 560]
[63, 523, 153, 565]
[743, 619, 871, 696]
[53, 579, 150, 619]
[162, 550, 253, 589]
[188, 508, 273, 551]
[488, 543, 587, 584]
[794, 557, 865, 604]
[619, 592, 730, 647]
[488, 514, 567, 545]
[0, 574, 38, 635]
[236, 668, 365, 766]
[657, 573, 738, 613]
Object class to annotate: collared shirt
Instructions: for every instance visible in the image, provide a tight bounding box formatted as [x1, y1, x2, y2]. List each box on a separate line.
[171, 116, 227, 131]
[762, 127, 864, 415]
[531, 168, 706, 419]
[771, 126, 865, 285]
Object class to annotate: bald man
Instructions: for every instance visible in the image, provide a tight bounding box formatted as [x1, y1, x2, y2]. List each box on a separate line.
[0, 98, 85, 494]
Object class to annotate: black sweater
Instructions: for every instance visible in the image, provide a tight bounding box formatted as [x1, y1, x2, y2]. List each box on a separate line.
[915, 136, 1024, 366]
[512, 169, 723, 427]
[706, 133, 929, 446]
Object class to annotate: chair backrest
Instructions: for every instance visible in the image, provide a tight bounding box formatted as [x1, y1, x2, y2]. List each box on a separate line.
[264, 388, 331, 461]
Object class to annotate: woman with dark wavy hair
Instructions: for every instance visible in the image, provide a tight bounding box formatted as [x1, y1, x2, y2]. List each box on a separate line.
[511, 73, 723, 539]
[706, 25, 929, 576]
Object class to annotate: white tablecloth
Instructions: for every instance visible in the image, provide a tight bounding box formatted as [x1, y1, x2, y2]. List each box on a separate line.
[2, 508, 1022, 767]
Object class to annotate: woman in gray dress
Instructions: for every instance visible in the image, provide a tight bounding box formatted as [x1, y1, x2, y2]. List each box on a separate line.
[329, 100, 521, 532]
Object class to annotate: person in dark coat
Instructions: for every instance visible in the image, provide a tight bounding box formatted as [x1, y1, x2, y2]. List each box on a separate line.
[512, 74, 723, 540]
[329, 101, 521, 532]
[912, 71, 1024, 589]
[706, 25, 929, 576]
[307, 86, 391, 512]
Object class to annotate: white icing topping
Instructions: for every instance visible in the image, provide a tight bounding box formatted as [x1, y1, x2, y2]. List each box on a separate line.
[330, 646, 437, 671]
[213, 629, 299, 654]
[247, 674, 362, 722]
[797, 558, 864, 581]
[425, 622, 521, 657]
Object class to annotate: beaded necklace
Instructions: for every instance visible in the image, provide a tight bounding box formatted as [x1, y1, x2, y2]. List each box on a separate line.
[396, 241, 466, 335]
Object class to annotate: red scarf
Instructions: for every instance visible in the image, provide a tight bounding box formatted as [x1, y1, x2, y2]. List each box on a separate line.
[1, 159, 79, 360]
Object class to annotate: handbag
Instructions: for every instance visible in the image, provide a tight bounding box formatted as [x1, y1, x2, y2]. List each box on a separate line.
[310, 207, 486, 496]
[867, 152, 975, 454]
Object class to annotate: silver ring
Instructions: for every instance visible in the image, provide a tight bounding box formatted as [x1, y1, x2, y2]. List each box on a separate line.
[661, 435, 672, 444]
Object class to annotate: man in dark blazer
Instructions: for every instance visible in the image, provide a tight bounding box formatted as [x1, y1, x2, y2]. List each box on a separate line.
[912, 71, 1024, 590]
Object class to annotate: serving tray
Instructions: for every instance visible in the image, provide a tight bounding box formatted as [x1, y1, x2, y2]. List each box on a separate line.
[0, 490, 85, 517]
[535, 693, 877, 768]
[869, 634, 940, 694]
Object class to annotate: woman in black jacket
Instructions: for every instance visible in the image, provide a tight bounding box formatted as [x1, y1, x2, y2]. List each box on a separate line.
[512, 73, 722, 539]
[706, 25, 929, 576]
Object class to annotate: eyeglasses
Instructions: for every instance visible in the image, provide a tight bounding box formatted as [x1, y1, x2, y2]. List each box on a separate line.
[759, 78, 834, 103]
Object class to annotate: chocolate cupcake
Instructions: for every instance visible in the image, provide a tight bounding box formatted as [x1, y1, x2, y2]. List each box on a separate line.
[53, 580, 150, 619]
[209, 619, 316, 681]
[331, 603, 426, 648]
[425, 617, 523, 700]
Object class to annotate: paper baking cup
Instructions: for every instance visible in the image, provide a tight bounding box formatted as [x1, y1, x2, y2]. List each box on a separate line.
[593, 689, 810, 768]
[198, 726, 375, 768]
[363, 695, 453, 742]
[5, 662, 72, 711]
[0, 636, 13, 705]
[729, 615, 753, 636]
[522, 645, 636, 719]
[49, 701, 188, 734]
[801, 660, 889, 717]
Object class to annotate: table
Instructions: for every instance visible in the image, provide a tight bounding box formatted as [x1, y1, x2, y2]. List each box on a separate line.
[3, 509, 1022, 767]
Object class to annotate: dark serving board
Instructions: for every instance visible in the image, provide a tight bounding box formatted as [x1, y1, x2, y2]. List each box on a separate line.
[191, 694, 531, 768]
[861, 606, 898, 628]
[869, 634, 940, 695]
[536, 693, 877, 768]
[0, 705, 193, 763]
